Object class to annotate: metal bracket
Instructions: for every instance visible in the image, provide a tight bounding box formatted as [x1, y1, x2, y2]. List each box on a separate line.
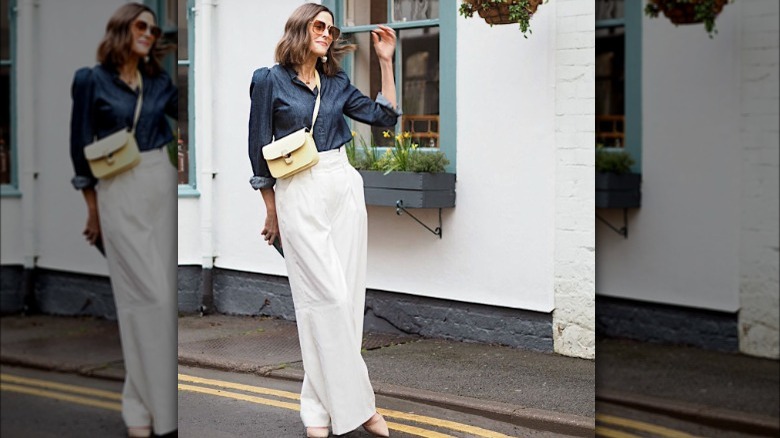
[596, 208, 628, 238]
[395, 200, 442, 239]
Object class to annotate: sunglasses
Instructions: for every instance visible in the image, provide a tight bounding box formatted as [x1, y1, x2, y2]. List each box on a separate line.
[310, 19, 340, 41]
[132, 20, 162, 39]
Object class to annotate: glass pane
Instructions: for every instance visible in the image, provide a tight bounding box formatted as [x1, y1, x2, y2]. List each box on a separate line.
[343, 0, 387, 27]
[595, 0, 624, 21]
[348, 32, 395, 147]
[399, 27, 439, 148]
[177, 0, 188, 61]
[595, 16, 625, 148]
[176, 65, 189, 184]
[1, 1, 9, 60]
[1, 3, 11, 185]
[392, 0, 439, 23]
[164, 0, 176, 29]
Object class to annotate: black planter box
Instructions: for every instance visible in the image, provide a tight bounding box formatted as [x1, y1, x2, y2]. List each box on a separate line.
[596, 172, 641, 208]
[358, 170, 456, 208]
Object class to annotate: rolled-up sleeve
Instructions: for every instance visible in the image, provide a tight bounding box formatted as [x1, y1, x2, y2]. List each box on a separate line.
[248, 68, 276, 190]
[70, 67, 97, 190]
[340, 72, 401, 127]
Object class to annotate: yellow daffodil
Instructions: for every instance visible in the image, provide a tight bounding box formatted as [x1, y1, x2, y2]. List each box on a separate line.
[403, 132, 411, 139]
[411, 143, 418, 150]
[351, 131, 356, 137]
[382, 131, 391, 138]
[395, 134, 402, 142]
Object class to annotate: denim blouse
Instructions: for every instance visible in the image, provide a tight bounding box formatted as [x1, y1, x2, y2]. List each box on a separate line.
[69, 64, 178, 189]
[248, 64, 401, 190]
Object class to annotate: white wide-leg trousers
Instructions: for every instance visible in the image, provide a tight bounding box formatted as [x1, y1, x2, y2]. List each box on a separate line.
[97, 147, 178, 434]
[275, 147, 375, 435]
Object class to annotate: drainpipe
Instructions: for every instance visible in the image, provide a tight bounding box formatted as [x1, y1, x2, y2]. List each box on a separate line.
[17, 0, 39, 313]
[193, 0, 218, 314]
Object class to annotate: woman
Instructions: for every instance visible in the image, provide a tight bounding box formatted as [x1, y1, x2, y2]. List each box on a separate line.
[69, 3, 178, 437]
[248, 3, 399, 437]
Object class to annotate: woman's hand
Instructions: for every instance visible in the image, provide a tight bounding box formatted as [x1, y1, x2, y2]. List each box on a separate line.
[83, 209, 101, 246]
[371, 25, 397, 62]
[261, 211, 280, 246]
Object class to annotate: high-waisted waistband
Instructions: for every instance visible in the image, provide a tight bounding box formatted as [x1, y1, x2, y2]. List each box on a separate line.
[313, 146, 351, 172]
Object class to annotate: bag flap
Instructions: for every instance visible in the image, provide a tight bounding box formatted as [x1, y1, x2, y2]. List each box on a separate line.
[262, 128, 309, 160]
[84, 130, 131, 160]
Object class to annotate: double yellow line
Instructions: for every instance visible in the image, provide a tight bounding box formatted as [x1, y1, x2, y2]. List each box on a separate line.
[596, 413, 701, 438]
[177, 373, 514, 438]
[0, 372, 122, 412]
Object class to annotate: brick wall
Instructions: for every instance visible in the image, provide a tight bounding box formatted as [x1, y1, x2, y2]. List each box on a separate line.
[553, 0, 596, 359]
[738, 0, 780, 359]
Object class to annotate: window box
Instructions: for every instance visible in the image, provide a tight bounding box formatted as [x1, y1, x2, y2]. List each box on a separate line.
[359, 170, 456, 209]
[596, 172, 641, 209]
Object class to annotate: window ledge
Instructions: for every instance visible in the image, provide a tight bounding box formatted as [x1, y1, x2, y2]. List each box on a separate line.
[0, 185, 22, 198]
[178, 185, 200, 198]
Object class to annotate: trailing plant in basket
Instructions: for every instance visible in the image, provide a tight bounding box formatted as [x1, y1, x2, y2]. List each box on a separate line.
[459, 0, 546, 38]
[347, 131, 450, 174]
[644, 0, 732, 38]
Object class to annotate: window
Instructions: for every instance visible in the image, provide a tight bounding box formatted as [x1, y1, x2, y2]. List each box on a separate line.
[146, 0, 194, 192]
[333, 0, 445, 148]
[595, 0, 642, 171]
[1, 0, 16, 192]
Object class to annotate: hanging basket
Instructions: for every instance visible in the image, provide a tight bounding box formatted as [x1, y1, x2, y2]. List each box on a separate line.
[462, 0, 544, 26]
[647, 0, 727, 25]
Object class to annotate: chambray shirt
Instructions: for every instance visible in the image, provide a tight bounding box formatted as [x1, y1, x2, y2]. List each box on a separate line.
[248, 64, 401, 189]
[70, 64, 178, 189]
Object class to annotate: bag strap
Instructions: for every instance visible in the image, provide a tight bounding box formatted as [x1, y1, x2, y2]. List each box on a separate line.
[311, 70, 321, 130]
[129, 71, 143, 133]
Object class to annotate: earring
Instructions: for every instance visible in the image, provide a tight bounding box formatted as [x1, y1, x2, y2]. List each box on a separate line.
[321, 55, 328, 63]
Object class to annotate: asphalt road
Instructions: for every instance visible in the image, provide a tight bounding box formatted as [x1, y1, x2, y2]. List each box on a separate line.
[1, 364, 576, 437]
[596, 401, 773, 438]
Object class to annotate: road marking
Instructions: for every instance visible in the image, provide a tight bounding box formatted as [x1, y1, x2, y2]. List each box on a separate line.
[1, 382, 122, 412]
[178, 373, 301, 400]
[0, 373, 122, 401]
[178, 383, 455, 437]
[597, 414, 701, 438]
[595, 426, 642, 438]
[179, 373, 513, 438]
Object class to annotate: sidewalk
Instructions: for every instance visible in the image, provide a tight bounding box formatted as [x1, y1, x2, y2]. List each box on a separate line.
[1, 313, 595, 436]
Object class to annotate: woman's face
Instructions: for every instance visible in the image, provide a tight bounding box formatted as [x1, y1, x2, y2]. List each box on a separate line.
[308, 11, 336, 58]
[129, 11, 158, 58]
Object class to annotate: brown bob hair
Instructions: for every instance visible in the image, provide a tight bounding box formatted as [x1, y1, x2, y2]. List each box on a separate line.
[97, 3, 166, 76]
[275, 3, 356, 77]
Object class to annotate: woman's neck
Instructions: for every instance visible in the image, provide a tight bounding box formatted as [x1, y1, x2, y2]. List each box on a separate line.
[119, 55, 141, 86]
[295, 57, 318, 84]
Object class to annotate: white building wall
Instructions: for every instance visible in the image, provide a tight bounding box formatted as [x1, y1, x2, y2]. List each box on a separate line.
[552, 0, 595, 359]
[179, 0, 596, 321]
[596, 3, 743, 312]
[737, 0, 779, 359]
[1, 0, 125, 274]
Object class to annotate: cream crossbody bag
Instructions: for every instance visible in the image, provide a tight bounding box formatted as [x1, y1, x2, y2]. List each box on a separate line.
[262, 70, 321, 178]
[83, 71, 143, 179]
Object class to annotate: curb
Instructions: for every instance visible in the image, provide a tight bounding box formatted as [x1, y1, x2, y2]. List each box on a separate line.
[267, 368, 595, 437]
[597, 389, 780, 436]
[0, 354, 125, 382]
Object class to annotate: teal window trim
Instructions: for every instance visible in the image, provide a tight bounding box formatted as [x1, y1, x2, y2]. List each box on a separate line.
[624, 0, 642, 173]
[595, 18, 625, 29]
[1, 0, 19, 196]
[327, 0, 456, 173]
[182, 0, 197, 193]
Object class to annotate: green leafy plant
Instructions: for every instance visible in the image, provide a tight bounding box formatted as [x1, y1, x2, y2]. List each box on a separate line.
[458, 0, 546, 38]
[596, 144, 635, 174]
[644, 0, 731, 38]
[347, 131, 450, 174]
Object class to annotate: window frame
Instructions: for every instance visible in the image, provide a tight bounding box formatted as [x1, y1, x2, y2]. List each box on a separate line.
[146, 0, 197, 196]
[595, 0, 642, 173]
[1, 0, 20, 197]
[325, 0, 456, 173]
